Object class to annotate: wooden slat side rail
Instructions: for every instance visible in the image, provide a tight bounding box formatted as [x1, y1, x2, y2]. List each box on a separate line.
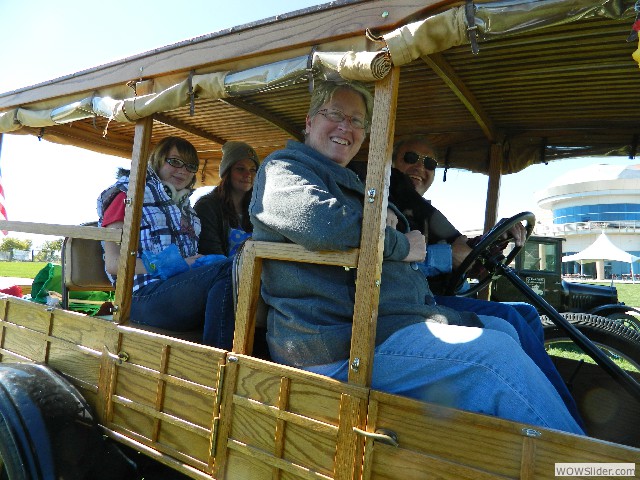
[361, 390, 640, 480]
[0, 297, 110, 411]
[252, 241, 359, 268]
[102, 429, 214, 480]
[104, 327, 226, 475]
[0, 220, 122, 242]
[214, 354, 370, 480]
[233, 240, 359, 355]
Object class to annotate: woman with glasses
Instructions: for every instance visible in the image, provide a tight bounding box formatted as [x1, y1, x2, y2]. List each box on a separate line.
[98, 136, 235, 348]
[195, 141, 260, 256]
[249, 81, 583, 434]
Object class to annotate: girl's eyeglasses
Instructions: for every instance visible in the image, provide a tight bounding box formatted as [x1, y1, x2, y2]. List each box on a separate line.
[165, 157, 199, 173]
[402, 152, 438, 171]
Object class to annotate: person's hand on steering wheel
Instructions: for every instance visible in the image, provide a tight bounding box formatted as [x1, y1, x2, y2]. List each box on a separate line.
[445, 212, 535, 296]
[506, 221, 526, 247]
[452, 235, 472, 270]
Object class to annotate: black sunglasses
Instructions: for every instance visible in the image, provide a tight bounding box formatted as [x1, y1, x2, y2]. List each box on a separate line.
[403, 151, 438, 171]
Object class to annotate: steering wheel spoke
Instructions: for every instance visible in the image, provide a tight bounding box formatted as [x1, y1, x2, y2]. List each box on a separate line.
[445, 212, 536, 296]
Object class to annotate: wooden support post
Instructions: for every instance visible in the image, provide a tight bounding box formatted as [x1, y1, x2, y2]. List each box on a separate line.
[348, 67, 400, 387]
[479, 144, 503, 300]
[483, 144, 503, 234]
[113, 117, 153, 323]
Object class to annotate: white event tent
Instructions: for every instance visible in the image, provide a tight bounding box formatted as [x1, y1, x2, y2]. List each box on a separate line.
[562, 232, 640, 282]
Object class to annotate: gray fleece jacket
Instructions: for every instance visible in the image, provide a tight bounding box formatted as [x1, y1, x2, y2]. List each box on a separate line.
[249, 140, 479, 367]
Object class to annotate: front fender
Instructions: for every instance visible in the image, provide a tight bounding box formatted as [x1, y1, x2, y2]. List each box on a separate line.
[588, 303, 640, 317]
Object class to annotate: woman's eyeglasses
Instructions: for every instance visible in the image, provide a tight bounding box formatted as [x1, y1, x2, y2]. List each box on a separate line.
[402, 151, 438, 171]
[317, 109, 368, 130]
[165, 157, 199, 173]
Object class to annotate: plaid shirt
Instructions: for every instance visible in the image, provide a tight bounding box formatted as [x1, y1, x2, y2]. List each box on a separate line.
[97, 168, 200, 291]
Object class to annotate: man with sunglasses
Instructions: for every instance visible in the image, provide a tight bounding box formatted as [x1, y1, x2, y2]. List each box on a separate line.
[392, 137, 530, 273]
[390, 136, 584, 428]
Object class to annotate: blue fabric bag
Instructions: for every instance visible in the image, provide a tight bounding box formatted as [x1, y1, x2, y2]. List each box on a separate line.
[141, 244, 189, 280]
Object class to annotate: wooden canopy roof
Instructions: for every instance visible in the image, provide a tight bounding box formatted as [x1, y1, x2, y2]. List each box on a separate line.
[1, 0, 639, 187]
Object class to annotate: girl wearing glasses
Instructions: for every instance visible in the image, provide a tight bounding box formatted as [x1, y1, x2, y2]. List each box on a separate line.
[98, 136, 235, 348]
[195, 141, 260, 256]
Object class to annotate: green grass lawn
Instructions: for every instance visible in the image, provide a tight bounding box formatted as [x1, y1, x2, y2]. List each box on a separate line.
[0, 261, 52, 279]
[546, 342, 638, 373]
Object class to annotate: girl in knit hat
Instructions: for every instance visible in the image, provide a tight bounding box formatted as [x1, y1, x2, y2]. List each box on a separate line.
[195, 141, 260, 256]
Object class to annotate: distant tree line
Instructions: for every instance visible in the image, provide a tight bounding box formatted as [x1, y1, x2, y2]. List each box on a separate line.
[0, 237, 63, 262]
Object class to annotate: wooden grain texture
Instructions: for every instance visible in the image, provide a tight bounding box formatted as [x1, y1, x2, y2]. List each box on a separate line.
[334, 393, 367, 480]
[422, 53, 497, 142]
[0, 308, 228, 478]
[104, 329, 225, 472]
[49, 307, 111, 349]
[0, 296, 107, 412]
[216, 354, 369, 480]
[362, 389, 640, 480]
[233, 242, 262, 355]
[349, 67, 400, 387]
[113, 116, 152, 324]
[253, 241, 359, 268]
[104, 428, 215, 479]
[234, 240, 358, 355]
[483, 143, 502, 234]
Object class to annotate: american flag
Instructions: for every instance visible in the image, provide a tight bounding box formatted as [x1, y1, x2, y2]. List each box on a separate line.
[0, 160, 7, 235]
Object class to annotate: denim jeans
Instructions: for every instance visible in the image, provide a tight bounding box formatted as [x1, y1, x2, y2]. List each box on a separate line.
[434, 295, 584, 429]
[130, 257, 234, 348]
[304, 320, 584, 435]
[505, 301, 544, 342]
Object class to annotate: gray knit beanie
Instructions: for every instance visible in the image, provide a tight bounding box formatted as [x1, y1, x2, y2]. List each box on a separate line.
[219, 141, 260, 178]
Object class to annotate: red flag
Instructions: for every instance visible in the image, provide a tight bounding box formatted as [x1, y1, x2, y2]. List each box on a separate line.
[0, 163, 7, 235]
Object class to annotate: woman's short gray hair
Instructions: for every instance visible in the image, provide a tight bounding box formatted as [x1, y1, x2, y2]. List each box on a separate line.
[308, 81, 374, 132]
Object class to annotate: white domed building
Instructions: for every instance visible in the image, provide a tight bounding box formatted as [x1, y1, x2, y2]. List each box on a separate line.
[534, 163, 640, 279]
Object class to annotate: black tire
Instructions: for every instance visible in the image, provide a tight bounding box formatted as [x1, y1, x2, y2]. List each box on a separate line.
[542, 313, 640, 369]
[0, 364, 137, 480]
[606, 312, 640, 333]
[0, 413, 32, 480]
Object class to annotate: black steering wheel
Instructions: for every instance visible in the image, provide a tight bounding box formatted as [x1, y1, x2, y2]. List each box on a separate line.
[444, 211, 536, 296]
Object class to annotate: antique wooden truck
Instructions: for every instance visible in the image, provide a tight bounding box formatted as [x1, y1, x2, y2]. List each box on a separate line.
[0, 0, 638, 478]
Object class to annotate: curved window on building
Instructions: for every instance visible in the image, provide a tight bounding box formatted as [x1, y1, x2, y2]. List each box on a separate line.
[553, 203, 640, 224]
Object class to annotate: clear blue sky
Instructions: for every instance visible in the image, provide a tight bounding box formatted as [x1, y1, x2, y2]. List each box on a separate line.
[0, 0, 636, 247]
